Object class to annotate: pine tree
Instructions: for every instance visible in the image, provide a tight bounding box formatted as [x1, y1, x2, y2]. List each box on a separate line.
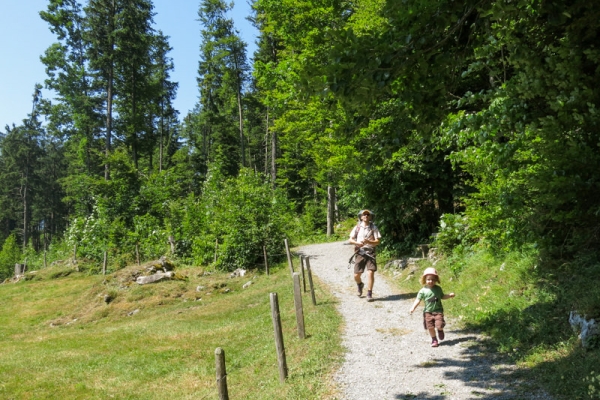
[84, 0, 119, 180]
[197, 0, 249, 177]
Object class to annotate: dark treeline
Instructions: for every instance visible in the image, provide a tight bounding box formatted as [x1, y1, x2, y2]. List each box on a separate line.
[1, 0, 599, 278]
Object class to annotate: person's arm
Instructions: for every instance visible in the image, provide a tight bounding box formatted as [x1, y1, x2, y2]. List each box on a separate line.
[409, 298, 421, 314]
[349, 237, 362, 246]
[363, 237, 380, 246]
[442, 293, 455, 300]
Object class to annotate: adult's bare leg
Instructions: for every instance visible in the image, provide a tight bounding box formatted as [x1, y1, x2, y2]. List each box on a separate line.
[367, 270, 375, 290]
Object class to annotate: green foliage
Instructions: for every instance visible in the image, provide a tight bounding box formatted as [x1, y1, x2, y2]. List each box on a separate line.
[434, 213, 475, 257]
[586, 371, 600, 399]
[294, 200, 328, 239]
[131, 214, 168, 260]
[196, 0, 250, 177]
[192, 167, 295, 270]
[0, 235, 21, 280]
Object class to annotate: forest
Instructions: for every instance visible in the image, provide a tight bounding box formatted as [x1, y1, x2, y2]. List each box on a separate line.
[1, 0, 599, 281]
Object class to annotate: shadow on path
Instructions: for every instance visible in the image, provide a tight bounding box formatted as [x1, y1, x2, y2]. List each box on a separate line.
[391, 339, 541, 399]
[374, 293, 416, 302]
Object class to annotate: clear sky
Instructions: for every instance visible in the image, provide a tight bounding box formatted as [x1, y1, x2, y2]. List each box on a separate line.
[0, 0, 258, 131]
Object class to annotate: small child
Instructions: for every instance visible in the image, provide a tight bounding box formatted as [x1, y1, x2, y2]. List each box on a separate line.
[409, 267, 455, 347]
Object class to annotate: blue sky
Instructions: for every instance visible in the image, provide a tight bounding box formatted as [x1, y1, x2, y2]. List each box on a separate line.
[0, 0, 258, 131]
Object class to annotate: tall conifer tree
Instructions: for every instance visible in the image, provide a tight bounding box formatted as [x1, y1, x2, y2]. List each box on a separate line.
[197, 0, 249, 177]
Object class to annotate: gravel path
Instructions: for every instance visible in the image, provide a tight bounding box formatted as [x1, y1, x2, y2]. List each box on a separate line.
[298, 241, 552, 400]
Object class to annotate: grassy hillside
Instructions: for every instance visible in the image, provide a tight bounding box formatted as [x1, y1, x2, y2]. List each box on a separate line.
[0, 262, 343, 399]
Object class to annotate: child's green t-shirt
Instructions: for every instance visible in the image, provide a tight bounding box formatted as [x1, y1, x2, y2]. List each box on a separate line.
[417, 285, 445, 313]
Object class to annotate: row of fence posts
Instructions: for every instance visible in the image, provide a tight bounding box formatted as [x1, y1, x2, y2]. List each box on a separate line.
[14, 237, 282, 282]
[68, 241, 268, 278]
[215, 239, 317, 399]
[24, 238, 270, 279]
[16, 240, 270, 279]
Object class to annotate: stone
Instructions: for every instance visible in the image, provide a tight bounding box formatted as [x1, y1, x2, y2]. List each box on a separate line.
[230, 268, 247, 278]
[384, 259, 408, 270]
[427, 248, 439, 263]
[243, 281, 253, 289]
[569, 311, 600, 348]
[136, 271, 174, 285]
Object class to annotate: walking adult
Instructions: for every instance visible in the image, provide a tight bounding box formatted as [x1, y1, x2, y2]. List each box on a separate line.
[349, 209, 381, 301]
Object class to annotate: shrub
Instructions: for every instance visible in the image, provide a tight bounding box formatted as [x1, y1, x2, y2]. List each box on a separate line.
[434, 213, 474, 255]
[174, 167, 295, 271]
[0, 234, 21, 280]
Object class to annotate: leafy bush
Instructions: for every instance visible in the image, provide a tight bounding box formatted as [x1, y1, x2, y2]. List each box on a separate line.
[132, 214, 169, 260]
[434, 213, 474, 255]
[0, 234, 21, 280]
[171, 167, 295, 271]
[586, 371, 600, 399]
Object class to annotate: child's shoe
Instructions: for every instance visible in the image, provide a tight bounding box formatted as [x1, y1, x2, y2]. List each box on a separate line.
[438, 330, 445, 341]
[367, 290, 374, 302]
[431, 338, 439, 347]
[357, 282, 364, 297]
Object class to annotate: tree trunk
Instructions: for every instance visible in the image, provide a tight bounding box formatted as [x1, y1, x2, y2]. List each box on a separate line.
[104, 0, 116, 181]
[264, 108, 269, 175]
[237, 80, 245, 168]
[233, 54, 245, 168]
[271, 129, 277, 186]
[22, 177, 28, 249]
[105, 59, 113, 180]
[327, 186, 336, 237]
[159, 101, 164, 172]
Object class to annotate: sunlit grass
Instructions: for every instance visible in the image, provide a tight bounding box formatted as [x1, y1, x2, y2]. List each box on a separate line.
[0, 262, 343, 399]
[386, 248, 600, 399]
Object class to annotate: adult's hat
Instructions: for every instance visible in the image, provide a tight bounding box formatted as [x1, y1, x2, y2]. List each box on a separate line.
[422, 267, 439, 277]
[358, 209, 375, 218]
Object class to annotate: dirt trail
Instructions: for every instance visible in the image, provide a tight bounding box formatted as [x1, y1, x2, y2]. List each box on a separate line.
[297, 241, 552, 400]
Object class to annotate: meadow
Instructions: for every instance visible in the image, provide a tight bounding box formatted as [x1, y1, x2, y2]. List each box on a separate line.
[0, 261, 343, 399]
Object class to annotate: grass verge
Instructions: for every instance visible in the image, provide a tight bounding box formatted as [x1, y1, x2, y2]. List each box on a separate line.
[384, 248, 600, 400]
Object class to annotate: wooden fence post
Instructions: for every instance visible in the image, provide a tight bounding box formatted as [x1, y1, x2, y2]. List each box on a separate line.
[168, 235, 176, 254]
[327, 186, 335, 236]
[292, 273, 306, 339]
[284, 239, 294, 275]
[135, 243, 140, 266]
[73, 244, 77, 263]
[305, 257, 317, 306]
[103, 251, 108, 275]
[214, 239, 218, 263]
[300, 256, 307, 292]
[215, 347, 229, 400]
[263, 245, 269, 276]
[270, 293, 288, 382]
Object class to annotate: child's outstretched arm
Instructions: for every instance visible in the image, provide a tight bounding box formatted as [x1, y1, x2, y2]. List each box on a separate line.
[442, 293, 455, 300]
[409, 298, 421, 314]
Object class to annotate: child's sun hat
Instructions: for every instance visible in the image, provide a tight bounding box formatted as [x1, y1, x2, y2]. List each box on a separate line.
[422, 267, 439, 277]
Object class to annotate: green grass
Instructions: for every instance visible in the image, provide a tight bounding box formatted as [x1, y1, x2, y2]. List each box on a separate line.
[385, 248, 600, 400]
[0, 262, 343, 399]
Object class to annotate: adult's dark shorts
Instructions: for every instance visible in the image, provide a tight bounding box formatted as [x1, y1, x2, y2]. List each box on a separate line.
[354, 253, 377, 274]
